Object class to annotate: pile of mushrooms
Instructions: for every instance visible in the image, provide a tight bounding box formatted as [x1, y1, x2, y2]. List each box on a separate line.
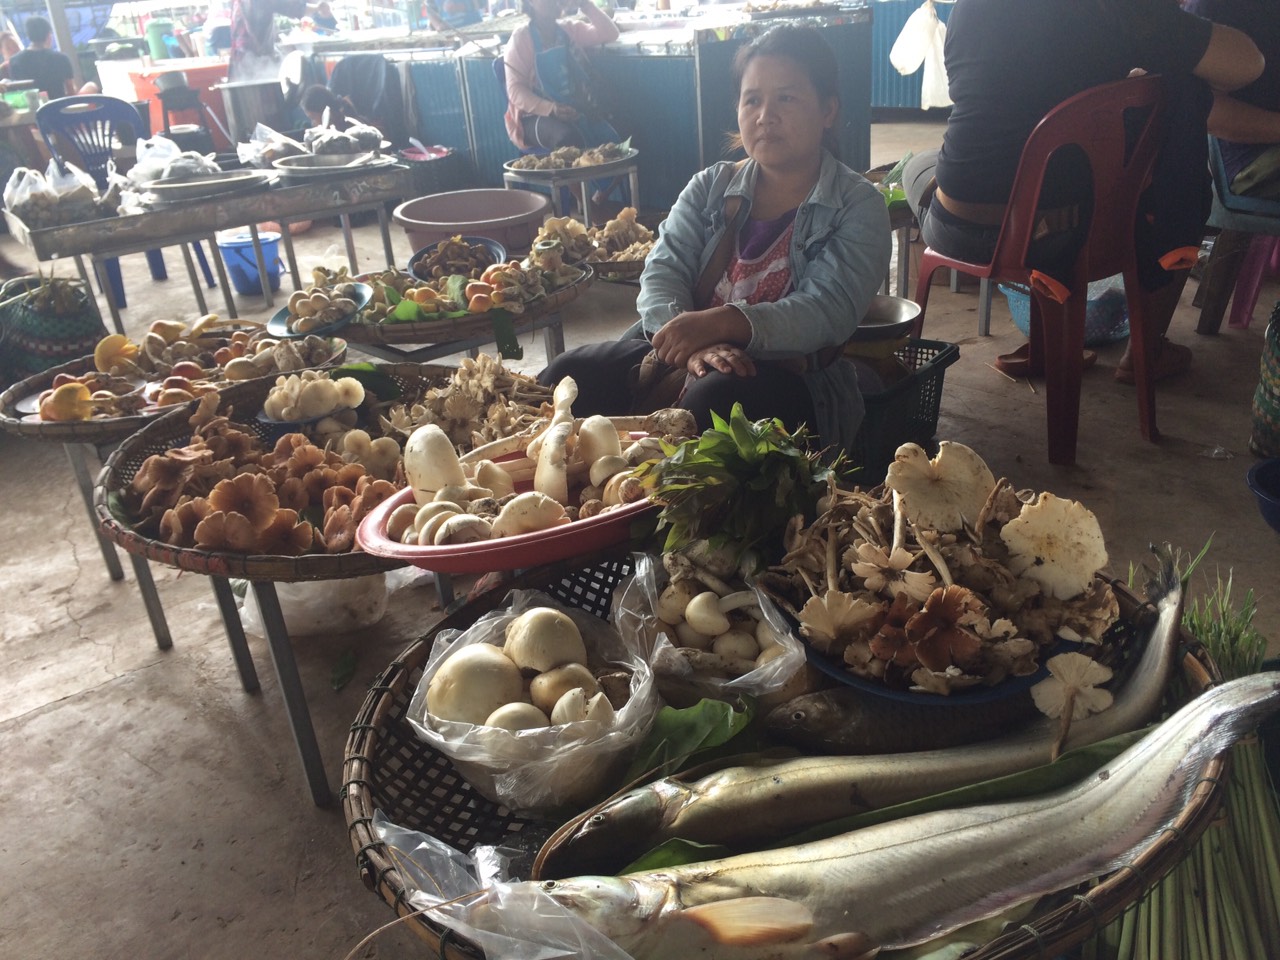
[426, 607, 628, 733]
[262, 370, 365, 423]
[756, 441, 1117, 695]
[653, 547, 788, 680]
[389, 376, 697, 547]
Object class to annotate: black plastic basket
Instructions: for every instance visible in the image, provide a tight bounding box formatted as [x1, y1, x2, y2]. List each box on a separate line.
[852, 337, 960, 483]
[400, 148, 474, 198]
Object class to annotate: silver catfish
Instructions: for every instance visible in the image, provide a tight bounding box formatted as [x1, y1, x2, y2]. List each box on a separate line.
[525, 672, 1280, 959]
[536, 574, 1184, 879]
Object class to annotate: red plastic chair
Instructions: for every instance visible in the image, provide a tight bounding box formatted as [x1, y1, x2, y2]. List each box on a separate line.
[913, 76, 1168, 465]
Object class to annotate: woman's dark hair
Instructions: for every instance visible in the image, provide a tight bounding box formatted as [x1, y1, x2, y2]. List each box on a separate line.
[726, 24, 841, 159]
[301, 84, 352, 123]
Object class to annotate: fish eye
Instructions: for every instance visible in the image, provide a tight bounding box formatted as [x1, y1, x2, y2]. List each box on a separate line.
[590, 814, 605, 823]
[791, 711, 806, 721]
[542, 880, 558, 890]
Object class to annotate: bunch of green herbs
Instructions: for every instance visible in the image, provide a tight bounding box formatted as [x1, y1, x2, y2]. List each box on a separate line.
[633, 402, 834, 563]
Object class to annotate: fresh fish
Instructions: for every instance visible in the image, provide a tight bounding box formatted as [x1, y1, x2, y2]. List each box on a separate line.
[525, 672, 1280, 959]
[764, 685, 1028, 755]
[535, 574, 1184, 879]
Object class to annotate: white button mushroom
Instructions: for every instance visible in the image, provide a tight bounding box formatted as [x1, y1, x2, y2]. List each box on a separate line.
[674, 621, 715, 650]
[712, 629, 760, 661]
[432, 514, 493, 546]
[656, 580, 702, 624]
[484, 702, 551, 732]
[550, 686, 588, 725]
[426, 644, 523, 725]
[529, 663, 600, 715]
[404, 423, 467, 505]
[385, 502, 420, 543]
[504, 608, 587, 673]
[684, 591, 731, 637]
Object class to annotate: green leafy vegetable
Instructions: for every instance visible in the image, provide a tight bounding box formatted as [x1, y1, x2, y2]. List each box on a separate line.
[382, 283, 402, 306]
[623, 838, 731, 874]
[329, 364, 401, 401]
[445, 273, 467, 305]
[623, 697, 754, 784]
[331, 650, 358, 691]
[489, 310, 523, 360]
[390, 298, 422, 323]
[633, 402, 833, 560]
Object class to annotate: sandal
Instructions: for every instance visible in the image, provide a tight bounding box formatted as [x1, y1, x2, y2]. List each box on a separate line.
[1114, 338, 1192, 384]
[993, 342, 1097, 379]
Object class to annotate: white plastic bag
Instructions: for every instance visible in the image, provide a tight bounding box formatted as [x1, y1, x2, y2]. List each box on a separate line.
[889, 0, 953, 111]
[236, 122, 305, 168]
[129, 135, 182, 183]
[612, 552, 806, 698]
[407, 588, 660, 814]
[238, 573, 389, 637]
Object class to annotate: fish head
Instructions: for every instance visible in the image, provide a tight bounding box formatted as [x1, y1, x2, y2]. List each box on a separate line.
[764, 691, 843, 749]
[536, 783, 679, 879]
[536, 875, 668, 940]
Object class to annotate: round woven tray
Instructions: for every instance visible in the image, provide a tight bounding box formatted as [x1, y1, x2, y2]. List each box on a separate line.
[586, 258, 645, 282]
[343, 576, 1227, 959]
[0, 337, 348, 444]
[93, 361, 453, 582]
[342, 267, 593, 346]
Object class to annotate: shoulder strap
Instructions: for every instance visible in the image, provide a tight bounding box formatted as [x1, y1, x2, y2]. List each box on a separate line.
[692, 161, 749, 310]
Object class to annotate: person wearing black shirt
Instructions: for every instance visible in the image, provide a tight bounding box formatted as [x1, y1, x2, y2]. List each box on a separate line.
[9, 16, 74, 101]
[902, 0, 1262, 383]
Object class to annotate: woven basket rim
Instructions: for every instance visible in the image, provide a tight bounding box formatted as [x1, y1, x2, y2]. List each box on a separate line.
[343, 267, 593, 345]
[0, 336, 348, 443]
[585, 258, 645, 281]
[91, 361, 456, 582]
[342, 577, 1225, 959]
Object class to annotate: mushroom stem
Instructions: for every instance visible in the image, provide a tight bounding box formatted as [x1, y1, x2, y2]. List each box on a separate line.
[911, 522, 954, 586]
[1051, 688, 1078, 762]
[892, 490, 907, 555]
[797, 566, 819, 599]
[972, 476, 1011, 542]
[826, 524, 839, 594]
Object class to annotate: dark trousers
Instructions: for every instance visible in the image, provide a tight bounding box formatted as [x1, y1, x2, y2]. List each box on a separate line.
[538, 338, 817, 435]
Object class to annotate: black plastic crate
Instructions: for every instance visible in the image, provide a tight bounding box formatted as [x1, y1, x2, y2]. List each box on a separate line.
[852, 338, 960, 483]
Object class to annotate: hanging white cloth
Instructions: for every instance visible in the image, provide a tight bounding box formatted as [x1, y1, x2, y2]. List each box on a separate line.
[888, 0, 953, 110]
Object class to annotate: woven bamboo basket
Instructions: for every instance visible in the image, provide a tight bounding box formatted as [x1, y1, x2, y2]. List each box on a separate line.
[93, 362, 454, 582]
[0, 336, 348, 444]
[342, 268, 593, 346]
[342, 574, 1227, 959]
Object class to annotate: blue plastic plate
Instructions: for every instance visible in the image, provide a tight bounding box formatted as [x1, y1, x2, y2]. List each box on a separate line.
[408, 236, 507, 282]
[266, 282, 372, 339]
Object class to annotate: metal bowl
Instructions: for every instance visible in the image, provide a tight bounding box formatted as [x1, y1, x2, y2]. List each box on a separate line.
[851, 294, 921, 342]
[1247, 458, 1280, 533]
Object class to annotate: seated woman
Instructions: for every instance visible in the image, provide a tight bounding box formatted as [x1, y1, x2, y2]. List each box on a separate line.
[300, 84, 363, 128]
[538, 24, 890, 459]
[503, 0, 622, 206]
[901, 0, 1262, 383]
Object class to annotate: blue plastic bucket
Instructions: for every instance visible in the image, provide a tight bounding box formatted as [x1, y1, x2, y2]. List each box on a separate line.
[217, 231, 282, 296]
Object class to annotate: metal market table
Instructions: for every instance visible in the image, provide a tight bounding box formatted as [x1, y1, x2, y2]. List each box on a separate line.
[503, 152, 640, 223]
[4, 164, 414, 334]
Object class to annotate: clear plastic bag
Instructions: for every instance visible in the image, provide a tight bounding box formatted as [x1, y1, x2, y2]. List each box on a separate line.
[612, 552, 806, 698]
[3, 166, 51, 222]
[128, 135, 183, 184]
[236, 122, 306, 168]
[160, 151, 221, 180]
[238, 573, 389, 637]
[375, 812, 636, 960]
[406, 588, 660, 814]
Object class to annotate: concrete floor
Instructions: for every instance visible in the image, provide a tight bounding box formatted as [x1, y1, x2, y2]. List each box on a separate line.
[2, 120, 1278, 959]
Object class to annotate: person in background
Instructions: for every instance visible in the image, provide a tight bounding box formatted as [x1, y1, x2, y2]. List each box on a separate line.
[538, 25, 890, 457]
[0, 31, 21, 80]
[901, 0, 1262, 384]
[312, 0, 340, 30]
[228, 0, 320, 80]
[300, 83, 363, 126]
[425, 0, 484, 32]
[1186, 0, 1280, 199]
[503, 0, 619, 153]
[9, 17, 75, 99]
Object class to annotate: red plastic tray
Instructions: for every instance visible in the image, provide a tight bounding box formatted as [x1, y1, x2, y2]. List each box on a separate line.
[355, 486, 655, 575]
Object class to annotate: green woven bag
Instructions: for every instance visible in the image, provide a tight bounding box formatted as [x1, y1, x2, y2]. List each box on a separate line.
[0, 277, 107, 386]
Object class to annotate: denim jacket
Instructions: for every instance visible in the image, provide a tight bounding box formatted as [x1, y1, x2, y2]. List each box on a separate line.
[635, 152, 891, 459]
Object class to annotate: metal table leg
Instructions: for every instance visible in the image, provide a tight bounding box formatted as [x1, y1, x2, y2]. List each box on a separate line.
[628, 165, 640, 212]
[90, 256, 125, 335]
[340, 212, 359, 272]
[209, 576, 260, 692]
[208, 237, 239, 320]
[64, 442, 123, 581]
[978, 278, 994, 336]
[247, 223, 274, 309]
[895, 226, 911, 299]
[542, 310, 565, 360]
[250, 580, 332, 806]
[280, 226, 303, 291]
[180, 243, 209, 315]
[436, 572, 455, 607]
[127, 553, 173, 651]
[377, 204, 395, 268]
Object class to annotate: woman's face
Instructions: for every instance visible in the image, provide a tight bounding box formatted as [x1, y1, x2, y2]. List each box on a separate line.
[737, 55, 836, 173]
